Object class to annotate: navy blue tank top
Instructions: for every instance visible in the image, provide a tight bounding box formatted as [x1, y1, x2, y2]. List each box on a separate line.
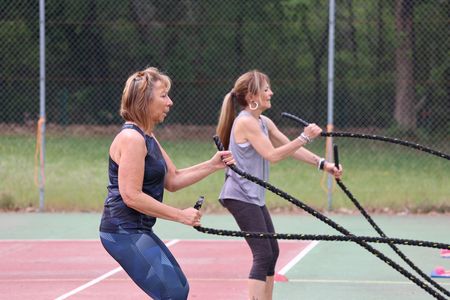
[99, 124, 167, 233]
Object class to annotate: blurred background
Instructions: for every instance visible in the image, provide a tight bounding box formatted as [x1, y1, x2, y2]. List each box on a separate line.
[1, 0, 449, 213]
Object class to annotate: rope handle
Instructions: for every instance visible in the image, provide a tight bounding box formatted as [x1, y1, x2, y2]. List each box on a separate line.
[193, 196, 205, 210]
[333, 144, 339, 169]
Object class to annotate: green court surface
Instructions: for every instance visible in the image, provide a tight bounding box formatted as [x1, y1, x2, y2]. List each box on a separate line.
[1, 212, 449, 299]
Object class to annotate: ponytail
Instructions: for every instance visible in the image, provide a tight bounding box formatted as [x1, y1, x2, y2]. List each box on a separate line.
[216, 93, 235, 150]
[216, 70, 269, 149]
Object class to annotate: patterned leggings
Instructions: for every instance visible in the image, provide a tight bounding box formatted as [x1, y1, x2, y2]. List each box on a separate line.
[100, 231, 188, 300]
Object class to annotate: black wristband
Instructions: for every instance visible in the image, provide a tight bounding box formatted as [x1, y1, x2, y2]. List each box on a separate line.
[319, 159, 326, 171]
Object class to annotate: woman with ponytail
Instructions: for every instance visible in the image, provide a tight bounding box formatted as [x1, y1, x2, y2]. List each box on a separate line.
[216, 70, 343, 300]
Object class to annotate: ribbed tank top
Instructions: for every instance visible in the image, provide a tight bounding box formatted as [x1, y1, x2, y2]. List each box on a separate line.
[99, 124, 167, 233]
[219, 111, 269, 206]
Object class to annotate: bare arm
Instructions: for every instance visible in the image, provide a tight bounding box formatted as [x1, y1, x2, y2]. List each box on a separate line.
[265, 116, 343, 178]
[236, 115, 321, 163]
[157, 141, 234, 192]
[113, 130, 201, 226]
[266, 116, 321, 166]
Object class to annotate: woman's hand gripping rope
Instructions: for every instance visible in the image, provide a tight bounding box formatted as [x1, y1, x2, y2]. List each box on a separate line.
[281, 112, 450, 161]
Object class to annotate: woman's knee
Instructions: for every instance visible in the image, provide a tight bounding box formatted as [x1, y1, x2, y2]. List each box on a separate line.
[272, 245, 280, 263]
[251, 251, 275, 274]
[258, 247, 277, 263]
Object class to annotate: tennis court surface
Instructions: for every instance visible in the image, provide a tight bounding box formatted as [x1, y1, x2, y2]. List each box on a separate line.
[1, 239, 315, 299]
[1, 213, 449, 299]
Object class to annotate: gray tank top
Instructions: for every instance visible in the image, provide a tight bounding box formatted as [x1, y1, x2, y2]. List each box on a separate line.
[219, 110, 269, 206]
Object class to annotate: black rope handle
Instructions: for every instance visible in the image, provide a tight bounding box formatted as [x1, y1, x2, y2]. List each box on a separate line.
[194, 196, 205, 210]
[333, 145, 449, 297]
[281, 112, 450, 161]
[208, 135, 447, 300]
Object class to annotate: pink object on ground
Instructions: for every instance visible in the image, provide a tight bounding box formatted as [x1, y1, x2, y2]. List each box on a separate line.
[274, 273, 289, 282]
[431, 266, 450, 278]
[440, 249, 450, 258]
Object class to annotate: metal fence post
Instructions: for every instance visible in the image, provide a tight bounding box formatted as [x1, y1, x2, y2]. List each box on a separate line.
[327, 0, 336, 211]
[39, 0, 46, 211]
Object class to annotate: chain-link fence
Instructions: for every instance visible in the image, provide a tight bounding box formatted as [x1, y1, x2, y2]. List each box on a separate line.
[1, 0, 449, 212]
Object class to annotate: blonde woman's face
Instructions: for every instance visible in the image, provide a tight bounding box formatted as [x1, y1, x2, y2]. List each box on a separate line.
[249, 81, 272, 111]
[149, 80, 173, 123]
[260, 81, 273, 110]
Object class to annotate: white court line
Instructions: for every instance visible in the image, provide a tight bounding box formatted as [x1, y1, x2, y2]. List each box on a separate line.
[277, 241, 319, 275]
[54, 239, 180, 300]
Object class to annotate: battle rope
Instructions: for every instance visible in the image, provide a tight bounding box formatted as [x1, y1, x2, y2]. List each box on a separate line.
[193, 199, 449, 249]
[281, 112, 450, 161]
[332, 144, 449, 297]
[194, 135, 447, 299]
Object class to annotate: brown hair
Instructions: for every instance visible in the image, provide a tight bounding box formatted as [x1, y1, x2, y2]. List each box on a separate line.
[120, 67, 171, 133]
[216, 70, 270, 149]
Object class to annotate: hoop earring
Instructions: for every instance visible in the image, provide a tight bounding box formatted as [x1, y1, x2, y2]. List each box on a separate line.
[249, 101, 259, 110]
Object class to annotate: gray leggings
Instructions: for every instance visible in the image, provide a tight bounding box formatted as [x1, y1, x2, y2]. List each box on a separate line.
[222, 199, 279, 281]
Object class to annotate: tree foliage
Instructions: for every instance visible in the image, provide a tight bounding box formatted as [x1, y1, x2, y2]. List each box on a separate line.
[1, 0, 448, 134]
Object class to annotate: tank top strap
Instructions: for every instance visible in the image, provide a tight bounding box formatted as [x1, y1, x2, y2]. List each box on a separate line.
[122, 123, 146, 139]
[259, 115, 268, 132]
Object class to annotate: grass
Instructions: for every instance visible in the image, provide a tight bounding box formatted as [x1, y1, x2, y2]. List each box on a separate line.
[0, 135, 448, 213]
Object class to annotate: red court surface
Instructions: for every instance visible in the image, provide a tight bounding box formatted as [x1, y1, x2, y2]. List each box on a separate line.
[0, 239, 315, 299]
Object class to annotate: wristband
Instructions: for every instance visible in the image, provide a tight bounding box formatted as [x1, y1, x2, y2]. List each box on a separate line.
[298, 132, 311, 144]
[317, 158, 326, 171]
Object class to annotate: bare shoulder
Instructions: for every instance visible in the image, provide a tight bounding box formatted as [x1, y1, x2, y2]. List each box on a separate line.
[260, 115, 274, 125]
[117, 128, 145, 145]
[233, 115, 260, 143]
[235, 114, 259, 130]
[110, 129, 145, 161]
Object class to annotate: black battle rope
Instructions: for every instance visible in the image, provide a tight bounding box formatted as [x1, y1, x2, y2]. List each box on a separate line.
[202, 135, 447, 300]
[332, 145, 450, 297]
[193, 199, 449, 249]
[281, 112, 450, 161]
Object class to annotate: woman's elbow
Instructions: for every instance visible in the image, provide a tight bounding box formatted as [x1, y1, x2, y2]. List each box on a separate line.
[266, 154, 283, 164]
[121, 190, 139, 207]
[164, 172, 184, 192]
[165, 185, 178, 193]
[164, 181, 180, 193]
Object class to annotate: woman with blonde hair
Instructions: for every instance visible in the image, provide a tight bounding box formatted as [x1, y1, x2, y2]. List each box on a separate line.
[217, 70, 342, 300]
[99, 67, 234, 300]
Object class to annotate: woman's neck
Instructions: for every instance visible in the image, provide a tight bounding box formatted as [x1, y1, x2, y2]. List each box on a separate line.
[244, 108, 261, 119]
